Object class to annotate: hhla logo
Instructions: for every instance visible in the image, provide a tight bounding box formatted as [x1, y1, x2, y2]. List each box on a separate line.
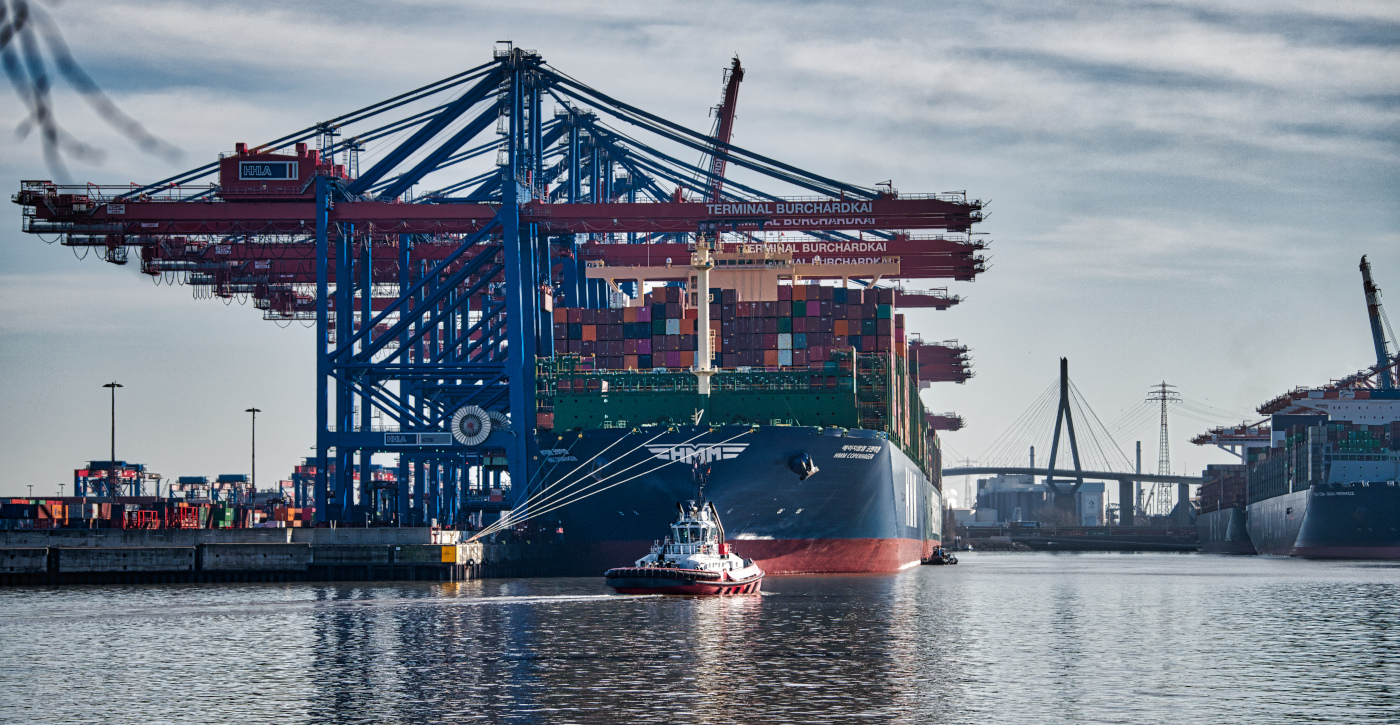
[647, 444, 749, 464]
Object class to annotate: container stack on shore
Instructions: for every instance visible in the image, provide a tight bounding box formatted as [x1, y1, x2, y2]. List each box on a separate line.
[551, 283, 905, 372]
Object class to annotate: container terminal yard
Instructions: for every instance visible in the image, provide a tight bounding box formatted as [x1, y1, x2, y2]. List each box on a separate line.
[3, 47, 989, 581]
[6, 45, 1400, 585]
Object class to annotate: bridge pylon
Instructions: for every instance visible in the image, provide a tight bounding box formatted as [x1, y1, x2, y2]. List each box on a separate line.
[1044, 357, 1085, 515]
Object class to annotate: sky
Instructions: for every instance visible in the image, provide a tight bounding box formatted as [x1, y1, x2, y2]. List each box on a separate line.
[0, 0, 1397, 504]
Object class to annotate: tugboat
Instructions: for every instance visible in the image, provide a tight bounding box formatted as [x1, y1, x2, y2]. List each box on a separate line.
[921, 546, 959, 565]
[604, 500, 765, 595]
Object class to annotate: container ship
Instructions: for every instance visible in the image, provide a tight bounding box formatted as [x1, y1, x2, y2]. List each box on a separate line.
[1195, 256, 1400, 558]
[528, 244, 949, 574]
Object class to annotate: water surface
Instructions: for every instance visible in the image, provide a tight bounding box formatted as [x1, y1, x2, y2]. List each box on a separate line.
[2, 553, 1397, 723]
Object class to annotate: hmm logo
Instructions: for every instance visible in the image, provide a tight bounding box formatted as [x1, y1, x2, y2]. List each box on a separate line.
[647, 444, 748, 464]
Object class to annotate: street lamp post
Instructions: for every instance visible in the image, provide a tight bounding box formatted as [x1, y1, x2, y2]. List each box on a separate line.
[245, 408, 262, 498]
[102, 381, 122, 497]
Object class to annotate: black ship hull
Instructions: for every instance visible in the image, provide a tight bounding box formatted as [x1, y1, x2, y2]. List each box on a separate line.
[1196, 506, 1257, 555]
[1246, 483, 1400, 558]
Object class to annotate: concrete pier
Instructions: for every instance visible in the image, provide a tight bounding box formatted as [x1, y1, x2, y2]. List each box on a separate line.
[0, 529, 566, 586]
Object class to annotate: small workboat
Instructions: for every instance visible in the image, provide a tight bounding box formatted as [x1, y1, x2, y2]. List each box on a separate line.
[921, 547, 959, 565]
[604, 500, 764, 595]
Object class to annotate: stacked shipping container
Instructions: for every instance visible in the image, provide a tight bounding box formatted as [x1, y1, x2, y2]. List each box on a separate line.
[552, 284, 907, 372]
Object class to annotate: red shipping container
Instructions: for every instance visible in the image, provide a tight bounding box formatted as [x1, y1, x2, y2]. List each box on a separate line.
[847, 289, 864, 305]
[723, 353, 738, 367]
[637, 338, 652, 355]
[582, 308, 596, 324]
[568, 308, 583, 324]
[894, 313, 905, 329]
[568, 340, 582, 354]
[792, 285, 806, 301]
[636, 306, 652, 323]
[665, 302, 682, 318]
[580, 340, 595, 355]
[554, 323, 568, 340]
[679, 318, 695, 335]
[777, 285, 792, 301]
[793, 317, 807, 333]
[683, 307, 698, 321]
[777, 301, 792, 317]
[820, 285, 834, 301]
[807, 300, 820, 316]
[793, 349, 808, 366]
[878, 289, 894, 304]
[877, 336, 891, 351]
[623, 307, 638, 323]
[679, 350, 695, 367]
[877, 319, 893, 335]
[665, 350, 681, 367]
[624, 354, 638, 369]
[761, 301, 776, 316]
[623, 338, 638, 354]
[763, 333, 779, 349]
[553, 308, 568, 323]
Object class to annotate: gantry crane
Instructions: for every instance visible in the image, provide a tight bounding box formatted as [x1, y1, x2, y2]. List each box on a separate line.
[14, 45, 988, 525]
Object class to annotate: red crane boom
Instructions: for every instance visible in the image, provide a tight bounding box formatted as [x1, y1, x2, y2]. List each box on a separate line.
[708, 57, 745, 204]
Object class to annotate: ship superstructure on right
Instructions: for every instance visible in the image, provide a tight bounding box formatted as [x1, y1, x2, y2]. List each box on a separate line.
[1196, 256, 1400, 558]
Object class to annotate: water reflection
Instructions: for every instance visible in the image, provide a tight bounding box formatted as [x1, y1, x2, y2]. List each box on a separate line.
[2, 554, 1398, 724]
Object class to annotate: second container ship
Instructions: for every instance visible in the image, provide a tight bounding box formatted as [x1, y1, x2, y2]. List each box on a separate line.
[1196, 256, 1400, 558]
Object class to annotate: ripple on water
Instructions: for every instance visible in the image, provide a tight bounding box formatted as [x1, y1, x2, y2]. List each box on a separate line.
[1, 553, 1397, 724]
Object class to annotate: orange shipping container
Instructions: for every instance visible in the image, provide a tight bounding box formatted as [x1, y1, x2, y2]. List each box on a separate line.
[683, 307, 698, 320]
[679, 318, 695, 335]
[679, 350, 695, 367]
[792, 285, 806, 301]
[582, 325, 597, 341]
[834, 320, 848, 336]
[553, 307, 568, 323]
[764, 349, 779, 366]
[623, 307, 638, 323]
[623, 354, 639, 369]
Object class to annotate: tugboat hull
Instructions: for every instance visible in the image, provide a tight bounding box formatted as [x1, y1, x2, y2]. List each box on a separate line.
[605, 567, 763, 595]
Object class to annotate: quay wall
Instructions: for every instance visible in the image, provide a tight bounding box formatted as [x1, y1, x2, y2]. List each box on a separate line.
[0, 530, 567, 586]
